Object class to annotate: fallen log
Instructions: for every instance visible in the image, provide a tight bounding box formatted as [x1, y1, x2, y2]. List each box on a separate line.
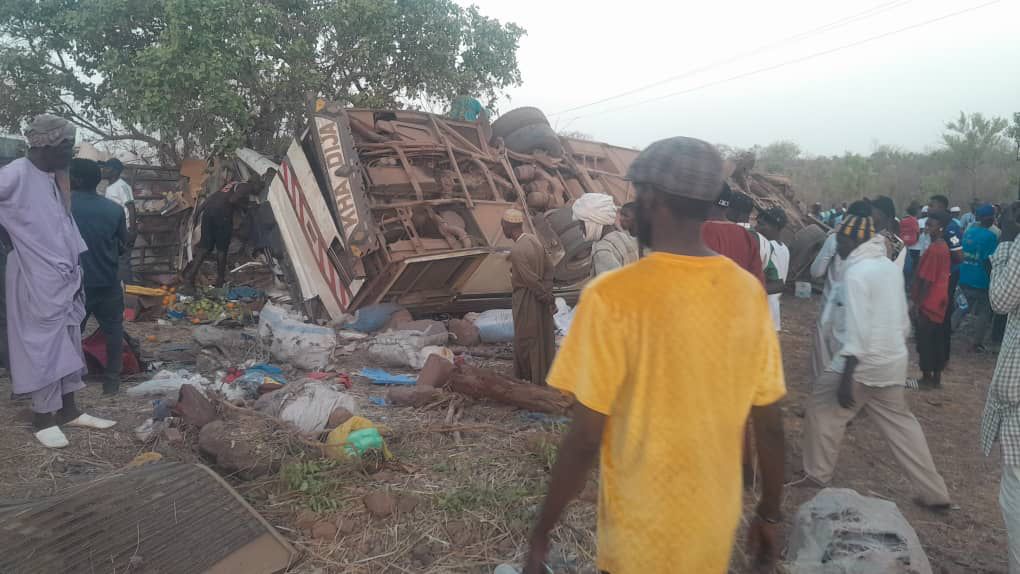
[444, 365, 572, 415]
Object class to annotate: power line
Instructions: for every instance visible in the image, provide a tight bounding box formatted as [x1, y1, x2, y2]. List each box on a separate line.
[564, 0, 1001, 123]
[548, 0, 913, 117]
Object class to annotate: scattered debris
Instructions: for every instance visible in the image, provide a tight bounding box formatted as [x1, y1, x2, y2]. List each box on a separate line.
[125, 451, 164, 468]
[359, 368, 416, 385]
[475, 309, 515, 343]
[173, 384, 219, 429]
[786, 488, 933, 574]
[0, 462, 296, 574]
[417, 354, 455, 388]
[326, 406, 354, 428]
[448, 318, 481, 346]
[253, 378, 356, 433]
[259, 303, 337, 369]
[445, 365, 572, 414]
[126, 369, 212, 397]
[387, 386, 443, 407]
[325, 416, 392, 460]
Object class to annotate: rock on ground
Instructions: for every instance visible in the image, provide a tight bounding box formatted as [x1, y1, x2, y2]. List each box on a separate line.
[786, 488, 932, 574]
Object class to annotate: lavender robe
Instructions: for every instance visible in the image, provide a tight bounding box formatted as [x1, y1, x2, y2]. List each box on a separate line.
[0, 158, 87, 412]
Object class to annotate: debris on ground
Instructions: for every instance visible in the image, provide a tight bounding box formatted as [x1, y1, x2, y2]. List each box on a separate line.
[786, 488, 933, 574]
[253, 378, 357, 433]
[359, 368, 416, 385]
[259, 303, 337, 370]
[324, 416, 392, 460]
[0, 462, 296, 574]
[387, 385, 443, 407]
[417, 354, 456, 388]
[173, 384, 218, 428]
[126, 369, 212, 397]
[445, 364, 572, 414]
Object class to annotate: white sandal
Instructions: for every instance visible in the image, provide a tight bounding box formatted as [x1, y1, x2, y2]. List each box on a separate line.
[35, 426, 69, 449]
[65, 413, 117, 430]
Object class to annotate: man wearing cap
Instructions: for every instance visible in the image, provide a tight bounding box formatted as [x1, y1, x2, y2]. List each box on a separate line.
[756, 206, 790, 331]
[798, 210, 950, 510]
[958, 204, 1000, 352]
[0, 114, 116, 448]
[101, 158, 135, 281]
[524, 137, 786, 574]
[501, 208, 555, 385]
[702, 184, 766, 285]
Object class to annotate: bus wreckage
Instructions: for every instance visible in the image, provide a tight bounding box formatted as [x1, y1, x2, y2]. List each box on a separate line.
[252, 103, 815, 321]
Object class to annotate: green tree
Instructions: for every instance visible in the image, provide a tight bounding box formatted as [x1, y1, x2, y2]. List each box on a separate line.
[941, 111, 1009, 197]
[0, 0, 524, 164]
[754, 140, 801, 173]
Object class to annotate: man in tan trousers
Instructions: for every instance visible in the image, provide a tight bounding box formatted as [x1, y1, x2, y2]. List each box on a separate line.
[799, 212, 951, 509]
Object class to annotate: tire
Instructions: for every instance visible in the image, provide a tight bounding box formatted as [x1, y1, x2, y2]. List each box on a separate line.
[788, 224, 827, 279]
[542, 207, 576, 235]
[491, 107, 549, 140]
[503, 124, 564, 158]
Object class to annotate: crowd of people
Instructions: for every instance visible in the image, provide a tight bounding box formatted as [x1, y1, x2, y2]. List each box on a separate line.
[3, 114, 1020, 572]
[507, 139, 1020, 573]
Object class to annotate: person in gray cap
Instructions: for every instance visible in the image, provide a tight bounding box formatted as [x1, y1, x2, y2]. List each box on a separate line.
[524, 137, 786, 574]
[0, 114, 116, 449]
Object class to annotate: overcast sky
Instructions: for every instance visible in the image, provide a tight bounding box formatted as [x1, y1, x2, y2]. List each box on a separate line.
[462, 0, 1020, 157]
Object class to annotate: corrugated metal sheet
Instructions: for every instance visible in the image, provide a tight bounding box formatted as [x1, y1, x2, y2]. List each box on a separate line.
[0, 462, 295, 574]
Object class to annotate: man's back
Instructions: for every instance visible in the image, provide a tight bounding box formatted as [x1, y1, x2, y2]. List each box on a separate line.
[702, 220, 766, 284]
[841, 252, 910, 385]
[71, 191, 125, 288]
[960, 225, 998, 289]
[548, 252, 784, 573]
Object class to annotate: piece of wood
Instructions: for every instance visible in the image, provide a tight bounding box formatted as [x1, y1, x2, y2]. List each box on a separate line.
[444, 365, 572, 414]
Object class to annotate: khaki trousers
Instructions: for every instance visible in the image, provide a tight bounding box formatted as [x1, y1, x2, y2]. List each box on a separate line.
[802, 371, 950, 506]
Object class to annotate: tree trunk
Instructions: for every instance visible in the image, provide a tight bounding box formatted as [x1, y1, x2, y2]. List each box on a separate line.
[445, 364, 572, 414]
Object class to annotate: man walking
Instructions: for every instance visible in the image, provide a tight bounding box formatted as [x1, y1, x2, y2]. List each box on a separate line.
[958, 204, 999, 353]
[702, 184, 766, 285]
[524, 138, 786, 574]
[799, 211, 951, 509]
[70, 159, 128, 395]
[502, 208, 555, 384]
[980, 202, 1020, 572]
[0, 115, 115, 448]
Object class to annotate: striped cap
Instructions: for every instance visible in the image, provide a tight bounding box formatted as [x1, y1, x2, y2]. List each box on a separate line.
[838, 214, 876, 242]
[502, 208, 525, 224]
[626, 137, 724, 201]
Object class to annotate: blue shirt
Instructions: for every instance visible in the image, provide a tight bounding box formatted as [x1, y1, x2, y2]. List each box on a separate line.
[958, 225, 998, 289]
[71, 190, 127, 288]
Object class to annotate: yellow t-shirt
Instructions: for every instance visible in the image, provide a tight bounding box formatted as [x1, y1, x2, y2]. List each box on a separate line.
[547, 252, 786, 574]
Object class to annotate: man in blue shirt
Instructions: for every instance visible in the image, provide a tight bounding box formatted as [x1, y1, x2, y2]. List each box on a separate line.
[959, 204, 999, 352]
[70, 159, 128, 395]
[929, 195, 963, 362]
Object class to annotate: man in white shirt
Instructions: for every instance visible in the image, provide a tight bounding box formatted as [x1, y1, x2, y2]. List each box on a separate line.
[755, 207, 790, 331]
[799, 212, 951, 509]
[100, 159, 135, 280]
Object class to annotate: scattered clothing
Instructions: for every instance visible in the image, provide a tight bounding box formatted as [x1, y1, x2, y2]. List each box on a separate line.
[0, 158, 88, 413]
[548, 252, 784, 573]
[702, 220, 766, 285]
[509, 232, 555, 384]
[592, 230, 639, 276]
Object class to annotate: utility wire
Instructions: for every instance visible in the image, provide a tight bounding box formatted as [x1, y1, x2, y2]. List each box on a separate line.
[564, 0, 1001, 123]
[549, 0, 913, 117]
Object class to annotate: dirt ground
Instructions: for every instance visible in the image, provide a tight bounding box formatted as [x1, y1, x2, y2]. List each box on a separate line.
[0, 295, 1009, 573]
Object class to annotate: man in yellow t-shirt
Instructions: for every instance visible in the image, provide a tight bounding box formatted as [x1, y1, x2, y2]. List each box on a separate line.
[524, 137, 787, 574]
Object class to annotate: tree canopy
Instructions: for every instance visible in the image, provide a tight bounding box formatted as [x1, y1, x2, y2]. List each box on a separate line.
[0, 0, 525, 164]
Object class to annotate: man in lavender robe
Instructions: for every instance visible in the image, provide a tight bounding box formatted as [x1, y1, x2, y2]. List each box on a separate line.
[0, 115, 115, 448]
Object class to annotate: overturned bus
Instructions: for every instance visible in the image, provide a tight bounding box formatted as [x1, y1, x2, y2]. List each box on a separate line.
[255, 102, 816, 321]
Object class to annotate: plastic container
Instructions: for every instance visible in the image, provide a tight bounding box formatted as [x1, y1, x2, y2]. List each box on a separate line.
[795, 281, 813, 299]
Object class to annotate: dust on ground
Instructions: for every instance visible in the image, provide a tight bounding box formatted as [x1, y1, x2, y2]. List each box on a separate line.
[0, 296, 1008, 573]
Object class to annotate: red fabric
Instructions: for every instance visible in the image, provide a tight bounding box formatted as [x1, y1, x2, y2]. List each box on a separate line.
[899, 216, 920, 247]
[701, 221, 766, 285]
[913, 240, 951, 323]
[81, 331, 142, 376]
